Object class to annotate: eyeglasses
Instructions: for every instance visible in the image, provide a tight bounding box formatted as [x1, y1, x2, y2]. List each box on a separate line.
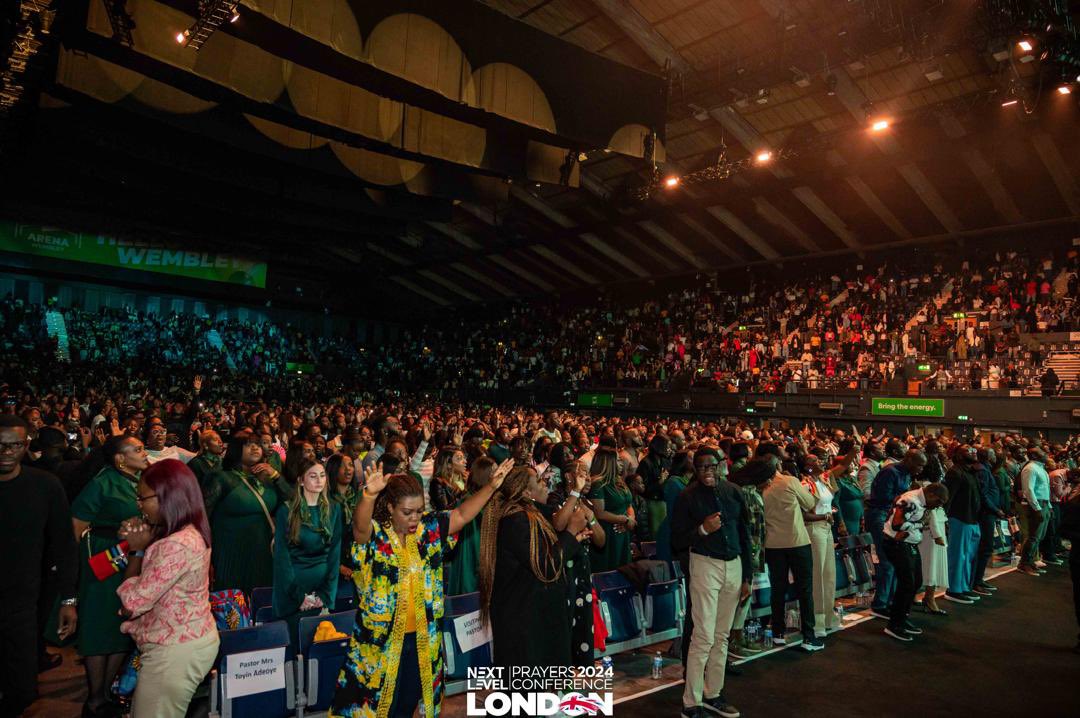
[0, 441, 27, 454]
[697, 463, 720, 471]
[135, 493, 157, 504]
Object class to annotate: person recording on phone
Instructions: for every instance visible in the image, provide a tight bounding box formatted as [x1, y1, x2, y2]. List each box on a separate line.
[670, 447, 751, 718]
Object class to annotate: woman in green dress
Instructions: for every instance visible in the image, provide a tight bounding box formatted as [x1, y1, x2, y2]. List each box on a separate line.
[273, 458, 342, 643]
[204, 429, 294, 597]
[656, 450, 693, 561]
[444, 456, 498, 595]
[327, 453, 359, 592]
[70, 435, 149, 718]
[587, 446, 634, 572]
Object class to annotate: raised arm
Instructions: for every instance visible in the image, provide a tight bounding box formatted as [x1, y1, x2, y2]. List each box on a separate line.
[448, 459, 514, 534]
[352, 466, 386, 545]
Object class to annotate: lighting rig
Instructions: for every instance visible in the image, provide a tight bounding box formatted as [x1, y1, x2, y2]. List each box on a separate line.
[175, 0, 240, 51]
[0, 1, 56, 118]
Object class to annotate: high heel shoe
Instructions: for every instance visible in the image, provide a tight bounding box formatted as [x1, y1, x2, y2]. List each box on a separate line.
[920, 602, 947, 616]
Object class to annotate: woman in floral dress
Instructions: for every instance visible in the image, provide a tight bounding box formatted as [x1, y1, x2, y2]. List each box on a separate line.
[330, 460, 512, 718]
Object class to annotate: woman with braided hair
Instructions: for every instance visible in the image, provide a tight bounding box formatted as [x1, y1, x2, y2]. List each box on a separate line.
[331, 459, 513, 718]
[479, 465, 592, 673]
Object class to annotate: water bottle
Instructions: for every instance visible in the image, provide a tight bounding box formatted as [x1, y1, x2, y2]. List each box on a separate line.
[763, 625, 773, 647]
[651, 651, 663, 679]
[601, 656, 613, 673]
[836, 602, 845, 624]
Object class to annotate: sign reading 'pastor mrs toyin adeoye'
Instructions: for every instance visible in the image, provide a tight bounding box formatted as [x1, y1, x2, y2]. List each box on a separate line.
[871, 397, 945, 418]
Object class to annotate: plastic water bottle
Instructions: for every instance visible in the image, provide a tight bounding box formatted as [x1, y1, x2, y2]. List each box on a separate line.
[836, 602, 845, 624]
[763, 625, 773, 647]
[601, 656, 613, 672]
[651, 651, 663, 679]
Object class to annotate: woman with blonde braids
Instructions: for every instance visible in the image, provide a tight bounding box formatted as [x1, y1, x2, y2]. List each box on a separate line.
[479, 465, 592, 673]
[331, 459, 513, 718]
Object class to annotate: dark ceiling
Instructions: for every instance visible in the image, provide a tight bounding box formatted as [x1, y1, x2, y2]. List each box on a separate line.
[2, 0, 1079, 317]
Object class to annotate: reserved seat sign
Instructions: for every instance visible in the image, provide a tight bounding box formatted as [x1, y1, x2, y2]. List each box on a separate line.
[224, 646, 286, 699]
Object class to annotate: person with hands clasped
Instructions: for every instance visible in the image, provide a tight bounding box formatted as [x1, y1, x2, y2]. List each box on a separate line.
[272, 458, 342, 644]
[115, 459, 218, 718]
[881, 482, 949, 641]
[330, 458, 513, 718]
[671, 447, 752, 718]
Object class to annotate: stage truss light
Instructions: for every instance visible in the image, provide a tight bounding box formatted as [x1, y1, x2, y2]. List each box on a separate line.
[664, 176, 680, 189]
[755, 150, 773, 164]
[870, 118, 890, 132]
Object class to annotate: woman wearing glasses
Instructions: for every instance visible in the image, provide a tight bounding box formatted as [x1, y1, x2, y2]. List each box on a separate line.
[70, 435, 150, 718]
[116, 459, 217, 718]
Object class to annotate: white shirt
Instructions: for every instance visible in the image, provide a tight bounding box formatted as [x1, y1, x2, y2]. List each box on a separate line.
[146, 445, 197, 464]
[884, 487, 927, 544]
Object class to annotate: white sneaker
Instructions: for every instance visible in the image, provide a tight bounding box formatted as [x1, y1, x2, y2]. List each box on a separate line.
[1034, 560, 1047, 568]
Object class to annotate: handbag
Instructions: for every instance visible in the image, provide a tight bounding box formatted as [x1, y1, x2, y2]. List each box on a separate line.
[88, 539, 131, 581]
[210, 589, 252, 630]
[239, 474, 277, 551]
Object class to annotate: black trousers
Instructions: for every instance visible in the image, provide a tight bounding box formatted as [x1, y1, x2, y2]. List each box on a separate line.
[1041, 503, 1063, 560]
[972, 513, 997, 586]
[0, 605, 38, 718]
[1071, 550, 1080, 640]
[764, 544, 814, 639]
[883, 538, 921, 631]
[387, 633, 422, 718]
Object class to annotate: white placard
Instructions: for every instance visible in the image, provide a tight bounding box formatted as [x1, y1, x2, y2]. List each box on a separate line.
[224, 646, 286, 699]
[452, 610, 492, 654]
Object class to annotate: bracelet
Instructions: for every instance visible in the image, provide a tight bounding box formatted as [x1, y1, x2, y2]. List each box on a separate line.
[60, 597, 78, 607]
[362, 489, 380, 500]
[569, 490, 581, 498]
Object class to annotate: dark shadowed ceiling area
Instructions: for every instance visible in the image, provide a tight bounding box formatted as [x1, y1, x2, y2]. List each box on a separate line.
[1, 0, 1078, 316]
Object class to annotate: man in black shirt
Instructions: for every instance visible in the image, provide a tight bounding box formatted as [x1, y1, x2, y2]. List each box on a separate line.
[671, 447, 751, 718]
[0, 414, 78, 716]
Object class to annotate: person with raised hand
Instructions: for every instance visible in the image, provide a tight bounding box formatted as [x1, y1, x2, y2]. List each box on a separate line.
[331, 459, 513, 718]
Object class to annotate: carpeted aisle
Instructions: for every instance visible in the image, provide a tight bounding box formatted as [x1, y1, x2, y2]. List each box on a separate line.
[622, 567, 1079, 718]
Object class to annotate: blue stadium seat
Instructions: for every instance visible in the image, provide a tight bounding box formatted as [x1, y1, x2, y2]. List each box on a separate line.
[296, 611, 356, 717]
[254, 605, 275, 626]
[442, 592, 492, 681]
[209, 621, 295, 718]
[333, 591, 356, 613]
[250, 586, 273, 616]
[835, 546, 855, 595]
[592, 571, 645, 644]
[643, 579, 681, 632]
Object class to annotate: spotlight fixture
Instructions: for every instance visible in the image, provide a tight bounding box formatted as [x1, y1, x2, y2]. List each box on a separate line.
[230, 8, 240, 23]
[1001, 99, 1018, 107]
[755, 150, 773, 164]
[175, 29, 190, 44]
[664, 176, 680, 189]
[870, 118, 890, 132]
[1018, 39, 1033, 52]
[1059, 85, 1072, 95]
[176, 1, 241, 51]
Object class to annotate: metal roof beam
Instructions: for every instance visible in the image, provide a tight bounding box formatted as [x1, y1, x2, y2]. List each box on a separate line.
[752, 197, 820, 252]
[390, 276, 452, 306]
[791, 187, 861, 249]
[676, 213, 743, 263]
[588, 0, 693, 74]
[416, 269, 482, 303]
[1031, 133, 1080, 216]
[581, 232, 651, 277]
[451, 262, 515, 297]
[488, 255, 557, 292]
[704, 206, 780, 260]
[844, 176, 912, 239]
[426, 222, 482, 250]
[638, 220, 709, 269]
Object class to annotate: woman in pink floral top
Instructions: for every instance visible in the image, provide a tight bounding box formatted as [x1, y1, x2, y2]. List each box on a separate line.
[117, 459, 218, 718]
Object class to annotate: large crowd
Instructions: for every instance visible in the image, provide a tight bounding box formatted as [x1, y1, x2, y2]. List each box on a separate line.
[3, 246, 1079, 398]
[3, 367, 1080, 717]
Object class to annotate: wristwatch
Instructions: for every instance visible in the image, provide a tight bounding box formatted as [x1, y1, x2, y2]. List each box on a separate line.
[569, 490, 581, 498]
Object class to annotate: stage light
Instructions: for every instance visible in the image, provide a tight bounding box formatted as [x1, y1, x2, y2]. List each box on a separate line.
[1058, 85, 1072, 95]
[1001, 99, 1018, 107]
[664, 176, 680, 188]
[1018, 40, 1032, 52]
[870, 119, 890, 132]
[176, 30, 190, 44]
[755, 150, 773, 164]
[230, 8, 240, 22]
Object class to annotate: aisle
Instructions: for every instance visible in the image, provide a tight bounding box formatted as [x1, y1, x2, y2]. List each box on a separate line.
[618, 567, 1079, 718]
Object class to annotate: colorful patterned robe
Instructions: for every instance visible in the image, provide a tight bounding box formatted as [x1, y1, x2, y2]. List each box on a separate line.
[331, 512, 457, 718]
